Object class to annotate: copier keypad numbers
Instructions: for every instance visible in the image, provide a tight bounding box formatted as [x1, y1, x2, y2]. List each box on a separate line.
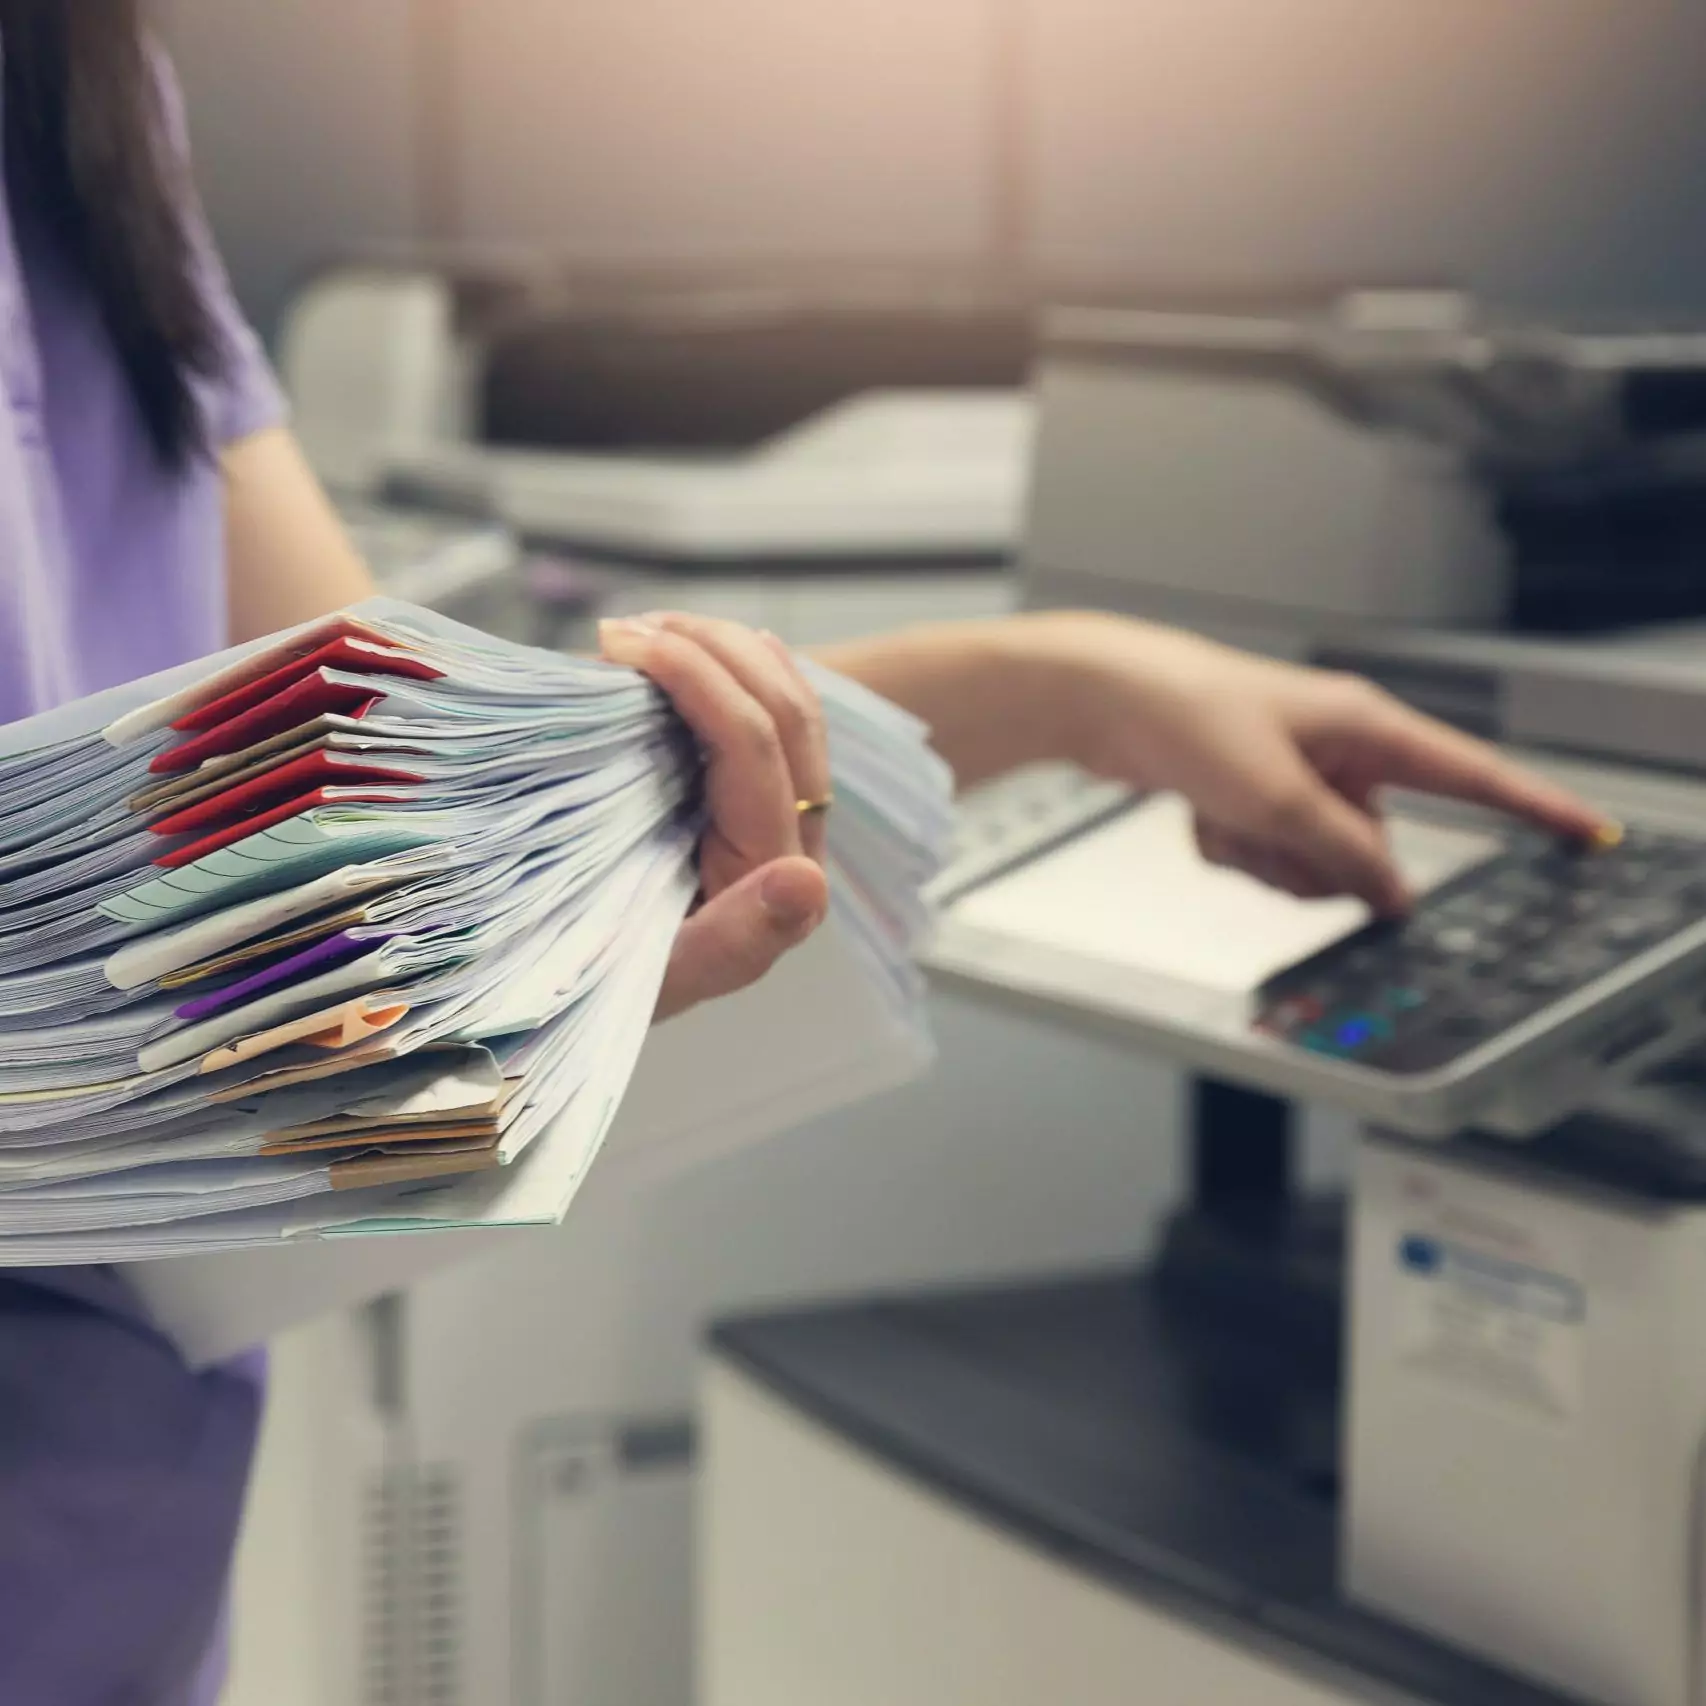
[1255, 829, 1706, 1075]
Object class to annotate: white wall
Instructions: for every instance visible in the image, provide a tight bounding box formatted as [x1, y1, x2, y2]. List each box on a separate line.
[449, 0, 998, 263]
[168, 0, 1706, 342]
[163, 0, 422, 337]
[1030, 0, 1706, 314]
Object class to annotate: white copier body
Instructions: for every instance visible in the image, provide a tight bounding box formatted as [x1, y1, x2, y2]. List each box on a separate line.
[1349, 1134, 1706, 1706]
[972, 302, 1706, 1706]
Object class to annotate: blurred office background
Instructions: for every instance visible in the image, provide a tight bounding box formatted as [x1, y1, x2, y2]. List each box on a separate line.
[164, 0, 1706, 347]
[146, 4, 1706, 1704]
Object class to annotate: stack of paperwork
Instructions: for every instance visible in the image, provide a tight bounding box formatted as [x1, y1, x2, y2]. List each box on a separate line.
[0, 600, 952, 1329]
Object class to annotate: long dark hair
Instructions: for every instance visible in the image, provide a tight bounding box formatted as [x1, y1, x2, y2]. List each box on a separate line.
[2, 0, 225, 466]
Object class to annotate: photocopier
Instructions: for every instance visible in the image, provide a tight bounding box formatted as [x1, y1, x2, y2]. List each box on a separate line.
[278, 260, 1035, 570]
[277, 260, 1032, 651]
[705, 296, 1706, 1706]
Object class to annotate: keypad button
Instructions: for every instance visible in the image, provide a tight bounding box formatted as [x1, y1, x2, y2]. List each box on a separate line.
[1486, 987, 1536, 1021]
[1490, 871, 1553, 905]
[1600, 913, 1648, 945]
[1364, 1033, 1463, 1074]
[1644, 839, 1696, 869]
[1268, 995, 1323, 1035]
[1299, 1028, 1351, 1058]
[1558, 860, 1617, 893]
[1514, 960, 1568, 994]
[1433, 925, 1483, 957]
[1323, 1012, 1392, 1055]
[1555, 942, 1618, 980]
[1600, 904, 1679, 950]
[1435, 1010, 1496, 1044]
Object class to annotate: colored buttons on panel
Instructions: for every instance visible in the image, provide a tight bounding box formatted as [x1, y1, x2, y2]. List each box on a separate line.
[1253, 825, 1706, 1076]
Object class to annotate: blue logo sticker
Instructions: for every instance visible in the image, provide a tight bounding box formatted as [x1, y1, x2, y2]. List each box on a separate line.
[1399, 1234, 1442, 1274]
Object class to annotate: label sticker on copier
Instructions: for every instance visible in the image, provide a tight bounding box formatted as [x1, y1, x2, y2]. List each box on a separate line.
[1395, 1232, 1586, 1424]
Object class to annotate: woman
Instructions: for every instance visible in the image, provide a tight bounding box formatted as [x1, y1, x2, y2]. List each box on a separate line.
[0, 7, 1602, 1702]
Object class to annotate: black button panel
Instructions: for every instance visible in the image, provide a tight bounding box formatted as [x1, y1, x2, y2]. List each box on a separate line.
[1254, 828, 1706, 1076]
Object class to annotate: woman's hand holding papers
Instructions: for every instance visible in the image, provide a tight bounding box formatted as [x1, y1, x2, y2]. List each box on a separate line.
[599, 614, 831, 1021]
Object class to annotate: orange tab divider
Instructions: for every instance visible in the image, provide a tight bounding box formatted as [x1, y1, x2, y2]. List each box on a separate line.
[198, 996, 411, 1075]
[328, 1148, 501, 1191]
[260, 1121, 500, 1158]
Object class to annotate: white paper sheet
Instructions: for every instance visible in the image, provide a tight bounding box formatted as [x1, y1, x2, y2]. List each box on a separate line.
[949, 793, 1500, 1018]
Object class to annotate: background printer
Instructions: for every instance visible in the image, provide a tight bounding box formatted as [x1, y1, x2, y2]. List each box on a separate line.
[702, 298, 1706, 1706]
[277, 262, 1033, 649]
[1028, 290, 1706, 639]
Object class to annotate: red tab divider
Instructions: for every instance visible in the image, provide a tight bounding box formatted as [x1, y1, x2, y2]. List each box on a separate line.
[152, 787, 413, 869]
[149, 750, 425, 838]
[173, 638, 442, 734]
[150, 671, 381, 775]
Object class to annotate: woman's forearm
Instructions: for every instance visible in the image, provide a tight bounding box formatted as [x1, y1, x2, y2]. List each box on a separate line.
[812, 613, 1101, 790]
[223, 428, 376, 643]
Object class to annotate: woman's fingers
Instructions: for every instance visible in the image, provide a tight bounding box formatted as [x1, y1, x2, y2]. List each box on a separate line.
[1351, 695, 1610, 842]
[1270, 784, 1409, 915]
[646, 613, 833, 863]
[599, 617, 800, 878]
[1224, 734, 1410, 915]
[1197, 821, 1342, 903]
[599, 615, 832, 1020]
[654, 857, 828, 1021]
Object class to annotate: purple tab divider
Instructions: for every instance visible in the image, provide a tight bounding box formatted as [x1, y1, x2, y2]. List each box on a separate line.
[174, 930, 397, 1023]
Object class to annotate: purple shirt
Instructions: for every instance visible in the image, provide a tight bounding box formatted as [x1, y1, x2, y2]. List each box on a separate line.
[1, 48, 284, 1706]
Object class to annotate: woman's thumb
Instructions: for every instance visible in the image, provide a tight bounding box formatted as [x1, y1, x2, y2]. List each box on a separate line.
[654, 858, 829, 1022]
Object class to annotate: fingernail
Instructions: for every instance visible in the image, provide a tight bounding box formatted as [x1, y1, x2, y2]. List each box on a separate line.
[601, 616, 661, 640]
[761, 870, 822, 934]
[598, 618, 656, 661]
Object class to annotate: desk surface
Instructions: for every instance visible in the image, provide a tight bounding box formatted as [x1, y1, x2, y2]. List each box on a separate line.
[710, 1275, 1584, 1706]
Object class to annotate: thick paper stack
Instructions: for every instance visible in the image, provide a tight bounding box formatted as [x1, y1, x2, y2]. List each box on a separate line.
[0, 600, 952, 1273]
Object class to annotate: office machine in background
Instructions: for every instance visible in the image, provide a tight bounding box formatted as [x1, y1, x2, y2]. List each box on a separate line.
[280, 264, 1029, 651]
[1029, 291, 1706, 637]
[704, 302, 1706, 1706]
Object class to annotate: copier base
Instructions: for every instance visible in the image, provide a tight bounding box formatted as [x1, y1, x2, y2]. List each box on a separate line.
[701, 1241, 1571, 1706]
[1349, 1126, 1706, 1706]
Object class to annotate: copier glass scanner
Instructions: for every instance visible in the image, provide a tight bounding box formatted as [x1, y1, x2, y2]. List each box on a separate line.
[926, 776, 1706, 1140]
